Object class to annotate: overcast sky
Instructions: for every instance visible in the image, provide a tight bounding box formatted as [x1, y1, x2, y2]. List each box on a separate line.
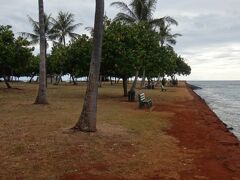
[1, 0, 240, 80]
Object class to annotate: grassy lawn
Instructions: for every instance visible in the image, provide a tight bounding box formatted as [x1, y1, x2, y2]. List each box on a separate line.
[0, 82, 193, 179]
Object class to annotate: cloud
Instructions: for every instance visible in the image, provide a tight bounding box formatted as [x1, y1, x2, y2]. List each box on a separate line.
[0, 0, 239, 80]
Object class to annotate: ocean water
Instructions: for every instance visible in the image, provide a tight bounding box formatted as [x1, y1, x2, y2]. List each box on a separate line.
[188, 81, 240, 139]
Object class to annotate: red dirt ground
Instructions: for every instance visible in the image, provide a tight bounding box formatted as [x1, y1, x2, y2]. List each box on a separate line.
[159, 84, 240, 180]
[62, 83, 240, 180]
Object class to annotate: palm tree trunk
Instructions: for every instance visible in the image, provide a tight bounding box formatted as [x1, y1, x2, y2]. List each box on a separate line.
[34, 0, 48, 104]
[72, 0, 104, 132]
[45, 39, 48, 88]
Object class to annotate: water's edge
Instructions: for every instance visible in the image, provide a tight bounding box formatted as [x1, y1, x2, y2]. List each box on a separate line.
[187, 82, 239, 140]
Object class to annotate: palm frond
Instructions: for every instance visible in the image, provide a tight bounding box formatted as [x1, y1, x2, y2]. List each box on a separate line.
[113, 13, 136, 23]
[162, 16, 178, 26]
[50, 11, 81, 45]
[172, 33, 182, 38]
[166, 37, 176, 45]
[130, 0, 145, 21]
[111, 1, 137, 20]
[68, 32, 80, 39]
[149, 18, 164, 26]
[19, 32, 39, 45]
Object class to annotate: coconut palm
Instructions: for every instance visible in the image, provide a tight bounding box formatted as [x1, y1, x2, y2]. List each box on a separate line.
[20, 14, 52, 50]
[111, 0, 155, 24]
[50, 11, 82, 47]
[48, 11, 82, 84]
[72, 0, 104, 132]
[111, 0, 177, 27]
[34, 0, 48, 104]
[157, 20, 182, 47]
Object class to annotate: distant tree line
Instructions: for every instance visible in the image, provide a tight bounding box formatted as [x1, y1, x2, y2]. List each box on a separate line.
[0, 19, 191, 95]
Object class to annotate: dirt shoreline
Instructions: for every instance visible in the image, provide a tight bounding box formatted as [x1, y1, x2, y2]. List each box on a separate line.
[165, 82, 240, 179]
[187, 82, 239, 139]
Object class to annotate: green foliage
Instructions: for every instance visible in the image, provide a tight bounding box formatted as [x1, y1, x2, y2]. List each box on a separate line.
[101, 20, 190, 81]
[48, 34, 92, 77]
[0, 15, 191, 86]
[66, 35, 92, 77]
[48, 44, 68, 75]
[102, 21, 159, 79]
[50, 11, 82, 46]
[0, 25, 33, 80]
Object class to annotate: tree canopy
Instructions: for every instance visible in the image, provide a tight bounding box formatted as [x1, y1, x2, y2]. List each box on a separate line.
[0, 25, 33, 88]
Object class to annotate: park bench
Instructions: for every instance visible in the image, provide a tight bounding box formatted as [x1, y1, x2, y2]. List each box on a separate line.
[138, 93, 152, 108]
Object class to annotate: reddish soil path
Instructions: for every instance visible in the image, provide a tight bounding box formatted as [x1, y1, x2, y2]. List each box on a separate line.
[154, 84, 240, 180]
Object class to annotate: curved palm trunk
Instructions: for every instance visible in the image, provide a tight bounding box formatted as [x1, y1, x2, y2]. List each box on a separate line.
[35, 0, 48, 104]
[72, 0, 104, 132]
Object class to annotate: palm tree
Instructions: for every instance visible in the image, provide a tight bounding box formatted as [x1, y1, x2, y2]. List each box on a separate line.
[34, 0, 47, 104]
[50, 11, 82, 84]
[157, 20, 182, 47]
[111, 0, 155, 24]
[111, 0, 177, 27]
[21, 14, 52, 44]
[21, 14, 53, 87]
[50, 11, 82, 47]
[72, 0, 104, 132]
[20, 14, 52, 55]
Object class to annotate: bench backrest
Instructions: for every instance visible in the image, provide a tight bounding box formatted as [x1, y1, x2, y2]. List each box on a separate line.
[138, 93, 146, 102]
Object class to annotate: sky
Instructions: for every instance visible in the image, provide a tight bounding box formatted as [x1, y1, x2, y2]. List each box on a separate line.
[0, 0, 240, 80]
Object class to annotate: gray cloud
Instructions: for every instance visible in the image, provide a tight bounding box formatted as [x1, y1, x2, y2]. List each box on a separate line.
[0, 0, 239, 80]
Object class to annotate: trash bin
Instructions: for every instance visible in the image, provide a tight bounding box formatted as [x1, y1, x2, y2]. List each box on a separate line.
[128, 90, 135, 102]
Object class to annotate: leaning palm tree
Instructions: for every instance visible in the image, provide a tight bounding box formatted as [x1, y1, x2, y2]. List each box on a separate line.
[35, 0, 48, 104]
[50, 11, 82, 47]
[72, 0, 104, 132]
